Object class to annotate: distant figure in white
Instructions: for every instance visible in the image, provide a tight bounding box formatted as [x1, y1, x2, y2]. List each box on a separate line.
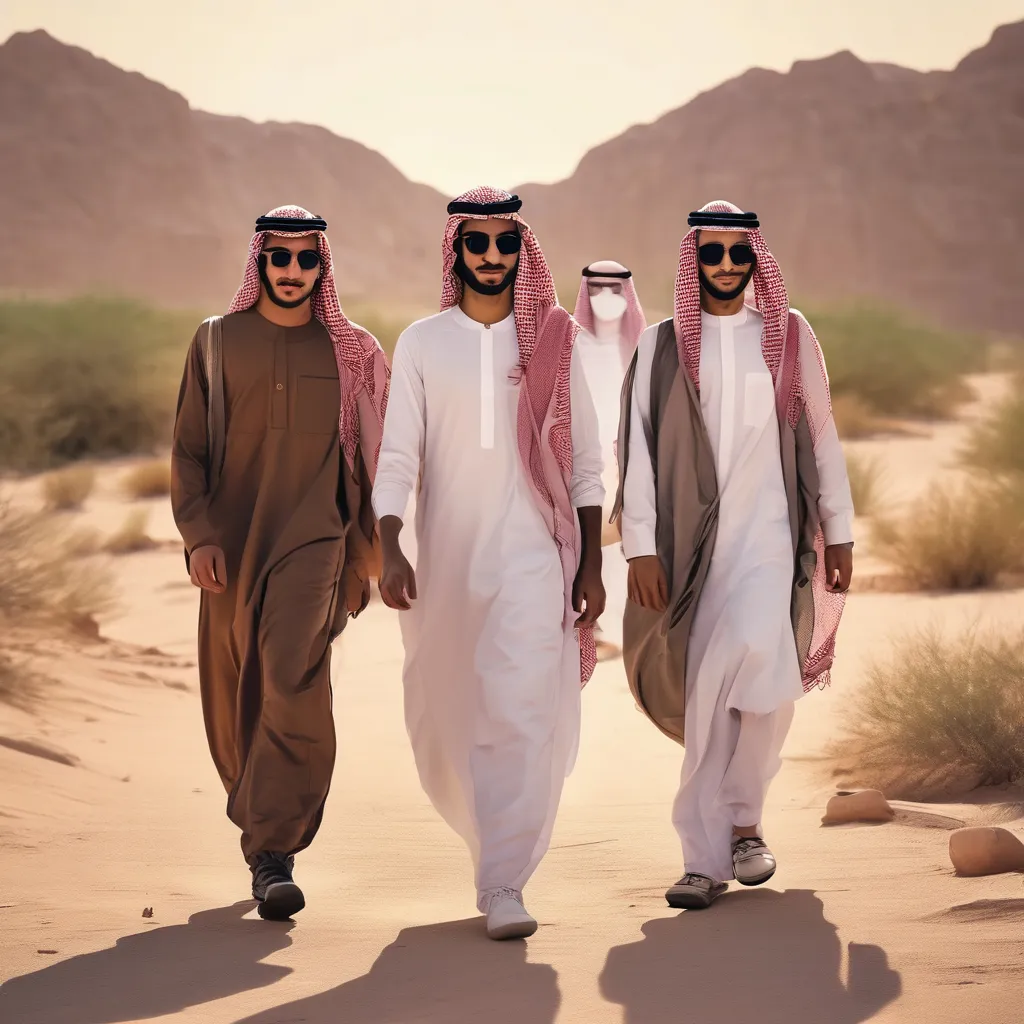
[572, 261, 647, 659]
[372, 187, 606, 940]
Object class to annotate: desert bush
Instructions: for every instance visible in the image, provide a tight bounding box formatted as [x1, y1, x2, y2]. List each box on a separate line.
[104, 509, 156, 555]
[345, 303, 423, 360]
[0, 501, 116, 630]
[832, 394, 881, 440]
[960, 384, 1024, 477]
[0, 298, 197, 472]
[808, 302, 985, 421]
[0, 651, 45, 711]
[844, 450, 883, 517]
[829, 625, 1024, 800]
[42, 465, 97, 510]
[872, 479, 1024, 590]
[122, 459, 172, 500]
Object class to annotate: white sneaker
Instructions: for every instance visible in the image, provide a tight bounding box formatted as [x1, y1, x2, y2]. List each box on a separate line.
[732, 836, 777, 886]
[480, 887, 538, 940]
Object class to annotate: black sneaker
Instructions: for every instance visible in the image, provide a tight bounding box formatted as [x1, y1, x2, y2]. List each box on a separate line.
[249, 852, 305, 920]
[665, 872, 728, 909]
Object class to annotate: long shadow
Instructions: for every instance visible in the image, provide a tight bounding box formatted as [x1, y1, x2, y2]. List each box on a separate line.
[236, 917, 560, 1024]
[0, 902, 293, 1024]
[600, 889, 901, 1024]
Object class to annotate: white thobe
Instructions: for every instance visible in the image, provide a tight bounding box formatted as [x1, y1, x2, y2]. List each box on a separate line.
[620, 306, 853, 880]
[372, 306, 604, 903]
[576, 323, 631, 649]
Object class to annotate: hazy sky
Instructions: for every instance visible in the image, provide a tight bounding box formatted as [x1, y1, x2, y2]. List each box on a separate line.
[3, 0, 1022, 194]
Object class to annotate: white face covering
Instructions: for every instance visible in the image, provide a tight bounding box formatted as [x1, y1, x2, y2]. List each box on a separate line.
[589, 288, 628, 323]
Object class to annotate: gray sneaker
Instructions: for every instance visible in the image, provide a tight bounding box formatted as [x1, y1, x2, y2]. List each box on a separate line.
[732, 836, 777, 886]
[665, 872, 728, 909]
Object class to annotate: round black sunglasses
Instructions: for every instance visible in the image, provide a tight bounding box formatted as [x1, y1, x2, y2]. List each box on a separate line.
[698, 242, 755, 267]
[459, 231, 522, 257]
[265, 248, 322, 271]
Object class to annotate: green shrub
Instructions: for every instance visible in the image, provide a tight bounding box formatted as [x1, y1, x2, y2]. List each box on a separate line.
[0, 298, 196, 472]
[346, 303, 423, 360]
[807, 302, 985, 420]
[829, 625, 1024, 800]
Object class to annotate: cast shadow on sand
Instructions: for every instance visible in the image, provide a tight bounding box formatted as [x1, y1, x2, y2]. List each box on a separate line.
[235, 917, 560, 1024]
[601, 888, 901, 1024]
[0, 902, 293, 1024]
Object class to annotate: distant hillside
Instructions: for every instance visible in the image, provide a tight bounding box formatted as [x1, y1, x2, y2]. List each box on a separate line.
[519, 21, 1024, 335]
[0, 30, 445, 312]
[1, 24, 1021, 336]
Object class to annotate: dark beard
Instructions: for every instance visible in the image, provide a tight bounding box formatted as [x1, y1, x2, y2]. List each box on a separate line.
[258, 257, 318, 309]
[699, 264, 755, 302]
[454, 255, 518, 296]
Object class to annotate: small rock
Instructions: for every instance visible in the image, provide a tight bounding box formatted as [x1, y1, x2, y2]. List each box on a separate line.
[142, 907, 153, 918]
[949, 827, 1024, 877]
[821, 790, 895, 825]
[37, 950, 57, 955]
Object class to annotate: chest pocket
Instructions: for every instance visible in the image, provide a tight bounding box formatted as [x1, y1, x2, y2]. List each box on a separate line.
[743, 372, 776, 428]
[294, 375, 341, 434]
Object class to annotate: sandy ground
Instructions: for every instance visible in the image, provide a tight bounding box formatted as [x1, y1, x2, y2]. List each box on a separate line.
[2, 377, 1023, 1023]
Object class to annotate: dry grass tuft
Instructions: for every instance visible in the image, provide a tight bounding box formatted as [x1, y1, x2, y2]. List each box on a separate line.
[832, 395, 882, 440]
[871, 479, 1024, 590]
[104, 509, 157, 555]
[961, 385, 1024, 477]
[0, 500, 117, 707]
[122, 459, 172, 500]
[828, 626, 1024, 800]
[42, 465, 96, 511]
[844, 450, 884, 518]
[0, 651, 45, 712]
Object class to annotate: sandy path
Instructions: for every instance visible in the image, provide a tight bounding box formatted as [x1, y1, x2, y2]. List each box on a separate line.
[2, 380, 1023, 1022]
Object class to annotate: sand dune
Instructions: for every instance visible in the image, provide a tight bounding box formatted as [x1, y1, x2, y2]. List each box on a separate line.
[2, 391, 1023, 1022]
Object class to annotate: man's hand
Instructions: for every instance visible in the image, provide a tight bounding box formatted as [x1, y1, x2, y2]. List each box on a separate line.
[189, 545, 227, 594]
[627, 555, 668, 612]
[378, 516, 417, 610]
[573, 558, 606, 629]
[824, 543, 854, 593]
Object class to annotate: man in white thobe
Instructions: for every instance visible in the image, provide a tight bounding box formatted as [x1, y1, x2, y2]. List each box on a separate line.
[572, 261, 646, 658]
[617, 201, 854, 909]
[373, 188, 605, 940]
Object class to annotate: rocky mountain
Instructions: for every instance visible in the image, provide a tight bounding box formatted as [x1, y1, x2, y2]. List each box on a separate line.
[520, 21, 1024, 334]
[1, 23, 1021, 335]
[0, 30, 445, 312]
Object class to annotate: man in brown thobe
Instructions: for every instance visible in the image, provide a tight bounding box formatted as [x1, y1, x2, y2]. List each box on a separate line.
[171, 206, 389, 920]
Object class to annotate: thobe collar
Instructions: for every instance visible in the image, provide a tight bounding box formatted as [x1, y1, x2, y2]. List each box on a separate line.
[591, 318, 623, 344]
[700, 304, 752, 328]
[450, 305, 515, 332]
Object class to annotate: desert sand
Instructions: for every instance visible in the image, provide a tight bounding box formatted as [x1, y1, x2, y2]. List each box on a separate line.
[2, 378, 1023, 1023]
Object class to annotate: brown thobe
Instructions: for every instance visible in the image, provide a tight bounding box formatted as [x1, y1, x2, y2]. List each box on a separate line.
[171, 308, 376, 860]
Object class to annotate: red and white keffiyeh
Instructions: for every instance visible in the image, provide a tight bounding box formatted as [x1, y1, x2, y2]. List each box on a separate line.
[441, 187, 596, 684]
[572, 260, 647, 368]
[674, 199, 844, 691]
[229, 205, 389, 476]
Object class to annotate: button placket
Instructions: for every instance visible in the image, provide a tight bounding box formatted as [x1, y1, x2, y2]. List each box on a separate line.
[271, 334, 288, 429]
[480, 323, 494, 450]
